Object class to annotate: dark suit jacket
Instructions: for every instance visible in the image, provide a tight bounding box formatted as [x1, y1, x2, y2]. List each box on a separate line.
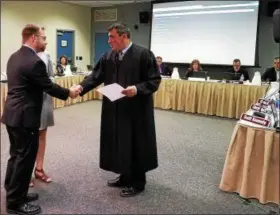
[261, 67, 277, 82]
[56, 64, 65, 74]
[55, 64, 66, 76]
[159, 64, 172, 76]
[1, 46, 70, 128]
[227, 68, 250, 81]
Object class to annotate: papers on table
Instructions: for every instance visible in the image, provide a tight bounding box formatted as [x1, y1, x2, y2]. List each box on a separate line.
[97, 83, 126, 102]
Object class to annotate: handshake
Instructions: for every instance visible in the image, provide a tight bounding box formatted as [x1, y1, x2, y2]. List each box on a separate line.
[69, 85, 83, 99]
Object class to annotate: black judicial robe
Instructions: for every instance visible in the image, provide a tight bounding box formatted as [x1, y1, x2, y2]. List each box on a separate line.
[79, 44, 161, 174]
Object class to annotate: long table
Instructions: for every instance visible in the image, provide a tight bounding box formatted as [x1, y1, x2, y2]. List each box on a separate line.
[153, 79, 266, 118]
[1, 76, 266, 118]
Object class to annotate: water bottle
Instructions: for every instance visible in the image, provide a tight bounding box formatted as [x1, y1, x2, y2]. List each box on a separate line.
[251, 71, 261, 86]
[240, 74, 244, 82]
[171, 67, 180, 79]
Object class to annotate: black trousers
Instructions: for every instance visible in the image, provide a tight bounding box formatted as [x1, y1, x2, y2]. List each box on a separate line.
[120, 171, 146, 189]
[5, 126, 39, 208]
[121, 148, 146, 189]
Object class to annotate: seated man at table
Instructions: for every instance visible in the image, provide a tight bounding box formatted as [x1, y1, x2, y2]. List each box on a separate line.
[156, 56, 172, 76]
[226, 59, 249, 81]
[261, 57, 280, 82]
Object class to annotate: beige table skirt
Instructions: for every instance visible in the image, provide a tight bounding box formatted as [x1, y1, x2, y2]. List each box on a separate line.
[52, 75, 102, 109]
[219, 124, 279, 205]
[153, 79, 266, 119]
[1, 77, 266, 119]
[0, 75, 102, 116]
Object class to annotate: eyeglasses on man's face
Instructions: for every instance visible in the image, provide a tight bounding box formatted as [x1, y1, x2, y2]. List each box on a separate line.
[35, 34, 47, 41]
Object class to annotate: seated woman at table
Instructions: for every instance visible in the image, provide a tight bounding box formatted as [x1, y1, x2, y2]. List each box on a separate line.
[56, 55, 72, 76]
[185, 59, 203, 79]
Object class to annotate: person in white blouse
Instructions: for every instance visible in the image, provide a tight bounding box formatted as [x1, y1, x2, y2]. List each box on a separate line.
[29, 50, 54, 187]
[56, 55, 72, 76]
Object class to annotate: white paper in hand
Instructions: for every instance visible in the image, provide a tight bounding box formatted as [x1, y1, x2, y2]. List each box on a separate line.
[97, 83, 126, 102]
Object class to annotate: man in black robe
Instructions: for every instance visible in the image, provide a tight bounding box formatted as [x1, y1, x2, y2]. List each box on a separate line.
[75, 23, 161, 197]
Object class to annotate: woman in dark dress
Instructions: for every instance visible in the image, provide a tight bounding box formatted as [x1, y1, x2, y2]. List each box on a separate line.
[29, 51, 54, 187]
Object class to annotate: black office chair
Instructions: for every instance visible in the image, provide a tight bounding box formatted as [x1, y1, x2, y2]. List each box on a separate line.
[71, 66, 77, 72]
[87, 65, 93, 71]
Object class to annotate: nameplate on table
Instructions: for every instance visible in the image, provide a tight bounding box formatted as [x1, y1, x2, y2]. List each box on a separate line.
[257, 99, 271, 105]
[240, 113, 270, 127]
[250, 104, 269, 112]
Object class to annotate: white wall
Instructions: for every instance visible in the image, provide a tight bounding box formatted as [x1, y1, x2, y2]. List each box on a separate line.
[1, 1, 91, 79]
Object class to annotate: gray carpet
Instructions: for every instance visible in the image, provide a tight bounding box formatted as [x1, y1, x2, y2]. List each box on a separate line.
[1, 100, 278, 214]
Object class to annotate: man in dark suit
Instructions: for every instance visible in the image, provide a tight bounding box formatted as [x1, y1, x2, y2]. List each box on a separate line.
[1, 24, 80, 215]
[227, 59, 250, 81]
[261, 57, 280, 82]
[73, 23, 161, 197]
[156, 56, 172, 76]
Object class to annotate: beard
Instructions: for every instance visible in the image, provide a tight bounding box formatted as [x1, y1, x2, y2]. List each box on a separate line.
[38, 45, 46, 52]
[35, 41, 46, 53]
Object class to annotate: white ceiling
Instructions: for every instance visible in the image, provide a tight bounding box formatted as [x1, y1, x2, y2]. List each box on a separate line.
[63, 0, 152, 8]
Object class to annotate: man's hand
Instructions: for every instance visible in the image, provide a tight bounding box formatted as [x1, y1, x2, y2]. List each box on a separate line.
[122, 86, 137, 97]
[69, 85, 83, 99]
[74, 85, 83, 94]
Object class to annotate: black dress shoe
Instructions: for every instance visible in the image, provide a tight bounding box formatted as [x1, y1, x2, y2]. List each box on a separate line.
[107, 177, 126, 188]
[25, 193, 39, 203]
[7, 203, 41, 215]
[120, 186, 144, 197]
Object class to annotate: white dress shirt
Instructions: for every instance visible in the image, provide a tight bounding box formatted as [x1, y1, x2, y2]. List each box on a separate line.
[37, 51, 48, 67]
